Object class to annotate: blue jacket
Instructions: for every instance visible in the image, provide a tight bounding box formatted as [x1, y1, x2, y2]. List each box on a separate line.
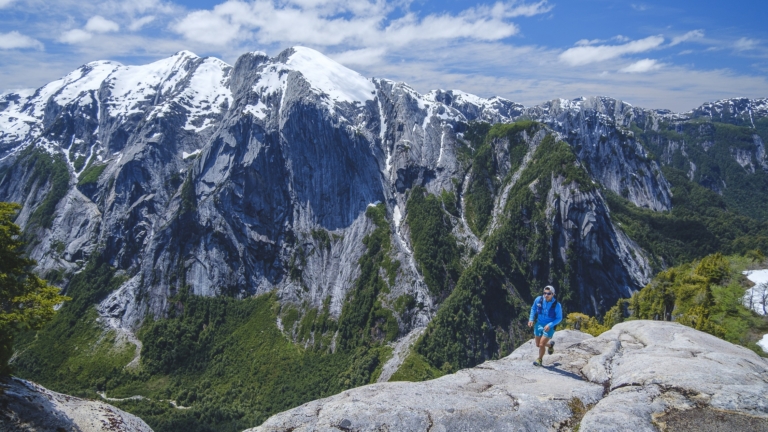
[529, 295, 563, 327]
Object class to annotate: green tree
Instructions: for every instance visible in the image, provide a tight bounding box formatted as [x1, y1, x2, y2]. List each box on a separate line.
[0, 202, 68, 376]
[564, 312, 609, 337]
[746, 249, 766, 266]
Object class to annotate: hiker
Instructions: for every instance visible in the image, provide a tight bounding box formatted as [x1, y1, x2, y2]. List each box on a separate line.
[528, 285, 563, 366]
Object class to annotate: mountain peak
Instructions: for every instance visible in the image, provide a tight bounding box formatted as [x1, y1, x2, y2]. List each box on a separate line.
[172, 50, 200, 59]
[282, 46, 375, 104]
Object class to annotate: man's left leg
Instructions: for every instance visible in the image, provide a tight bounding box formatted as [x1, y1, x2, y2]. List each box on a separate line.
[533, 325, 544, 366]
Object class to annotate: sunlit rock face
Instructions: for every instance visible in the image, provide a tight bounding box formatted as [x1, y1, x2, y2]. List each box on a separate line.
[249, 321, 768, 432]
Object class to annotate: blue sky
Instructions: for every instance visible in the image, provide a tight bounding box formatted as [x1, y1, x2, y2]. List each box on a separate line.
[1, 0, 766, 111]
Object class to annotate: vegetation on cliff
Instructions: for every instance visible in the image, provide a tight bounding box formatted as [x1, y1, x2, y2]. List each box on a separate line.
[634, 119, 768, 221]
[404, 127, 593, 375]
[405, 186, 462, 298]
[606, 168, 768, 270]
[0, 202, 68, 376]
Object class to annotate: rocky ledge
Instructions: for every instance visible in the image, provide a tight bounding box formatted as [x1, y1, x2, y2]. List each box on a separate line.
[0, 377, 152, 432]
[251, 321, 768, 432]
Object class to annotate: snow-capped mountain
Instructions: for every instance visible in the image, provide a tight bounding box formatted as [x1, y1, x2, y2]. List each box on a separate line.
[0, 46, 765, 337]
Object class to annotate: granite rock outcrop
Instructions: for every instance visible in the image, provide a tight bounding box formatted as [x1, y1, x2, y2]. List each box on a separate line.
[251, 321, 768, 432]
[0, 377, 153, 432]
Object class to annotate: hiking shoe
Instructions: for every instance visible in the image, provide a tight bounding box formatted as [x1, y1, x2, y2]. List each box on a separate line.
[548, 341, 555, 355]
[533, 358, 542, 367]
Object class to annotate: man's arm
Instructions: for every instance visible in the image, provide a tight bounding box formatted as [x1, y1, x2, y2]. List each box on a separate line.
[550, 302, 564, 327]
[528, 296, 539, 326]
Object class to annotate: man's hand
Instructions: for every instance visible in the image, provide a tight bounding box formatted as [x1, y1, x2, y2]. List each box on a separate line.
[527, 321, 533, 328]
[544, 324, 551, 332]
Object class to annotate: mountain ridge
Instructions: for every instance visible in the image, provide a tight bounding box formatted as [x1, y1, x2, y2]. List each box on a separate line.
[0, 46, 765, 330]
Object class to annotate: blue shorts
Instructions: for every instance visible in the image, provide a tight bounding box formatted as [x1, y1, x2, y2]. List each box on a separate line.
[534, 322, 555, 339]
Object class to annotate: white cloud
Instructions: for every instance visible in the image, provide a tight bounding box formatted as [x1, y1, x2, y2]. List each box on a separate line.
[0, 31, 43, 50]
[575, 35, 628, 47]
[171, 8, 241, 46]
[114, 0, 175, 15]
[500, 0, 553, 17]
[330, 47, 387, 67]
[170, 0, 546, 48]
[619, 58, 662, 73]
[129, 15, 156, 31]
[559, 35, 665, 66]
[59, 29, 93, 44]
[0, 0, 15, 8]
[1, 0, 767, 115]
[670, 30, 704, 46]
[734, 37, 759, 51]
[359, 39, 768, 112]
[575, 38, 605, 47]
[57, 15, 120, 45]
[85, 15, 120, 33]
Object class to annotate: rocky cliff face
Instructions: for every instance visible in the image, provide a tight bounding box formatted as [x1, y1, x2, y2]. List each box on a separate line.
[525, 97, 672, 212]
[0, 47, 764, 338]
[689, 97, 768, 126]
[250, 321, 768, 432]
[0, 377, 153, 432]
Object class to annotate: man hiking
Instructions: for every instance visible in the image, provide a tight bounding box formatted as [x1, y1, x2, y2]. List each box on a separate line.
[528, 285, 563, 366]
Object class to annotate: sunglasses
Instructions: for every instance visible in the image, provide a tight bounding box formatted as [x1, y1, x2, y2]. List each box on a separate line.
[543, 292, 553, 296]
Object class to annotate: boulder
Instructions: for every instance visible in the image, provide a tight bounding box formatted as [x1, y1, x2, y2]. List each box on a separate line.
[0, 377, 153, 432]
[250, 321, 768, 432]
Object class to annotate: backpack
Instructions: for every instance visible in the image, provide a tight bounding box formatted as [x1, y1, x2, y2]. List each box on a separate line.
[534, 296, 559, 329]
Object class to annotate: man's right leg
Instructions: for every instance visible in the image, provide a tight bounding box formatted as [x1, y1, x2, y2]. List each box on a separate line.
[538, 336, 550, 361]
[533, 326, 544, 366]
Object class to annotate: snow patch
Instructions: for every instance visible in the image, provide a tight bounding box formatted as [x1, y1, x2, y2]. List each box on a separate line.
[179, 57, 232, 131]
[743, 269, 768, 315]
[759, 334, 768, 353]
[286, 46, 375, 105]
[243, 101, 268, 120]
[182, 149, 201, 159]
[393, 205, 402, 228]
[253, 63, 289, 96]
[106, 51, 199, 118]
[452, 90, 487, 106]
[52, 62, 121, 106]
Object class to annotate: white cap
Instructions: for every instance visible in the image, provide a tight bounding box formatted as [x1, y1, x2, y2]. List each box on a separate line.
[545, 285, 555, 295]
